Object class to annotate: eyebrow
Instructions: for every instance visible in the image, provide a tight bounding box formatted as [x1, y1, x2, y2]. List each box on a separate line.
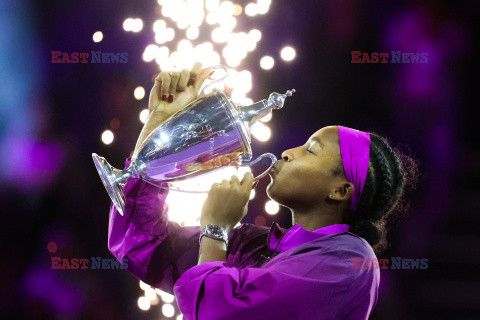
[310, 137, 324, 148]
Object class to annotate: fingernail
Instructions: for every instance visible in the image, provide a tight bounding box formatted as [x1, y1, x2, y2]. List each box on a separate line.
[252, 181, 259, 189]
[168, 94, 174, 103]
[162, 94, 167, 101]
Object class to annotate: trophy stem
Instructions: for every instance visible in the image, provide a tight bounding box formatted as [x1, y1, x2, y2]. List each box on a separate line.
[92, 153, 128, 216]
[239, 89, 295, 127]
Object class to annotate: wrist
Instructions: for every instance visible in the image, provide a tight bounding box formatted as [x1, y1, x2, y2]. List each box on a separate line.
[200, 222, 232, 234]
[199, 236, 227, 248]
[199, 224, 230, 247]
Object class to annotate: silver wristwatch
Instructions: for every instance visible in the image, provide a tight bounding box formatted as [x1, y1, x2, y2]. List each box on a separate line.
[199, 224, 229, 247]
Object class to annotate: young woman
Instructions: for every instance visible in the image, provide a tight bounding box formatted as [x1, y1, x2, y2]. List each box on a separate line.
[108, 64, 417, 320]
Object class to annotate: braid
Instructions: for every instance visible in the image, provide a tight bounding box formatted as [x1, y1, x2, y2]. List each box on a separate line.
[369, 139, 395, 219]
[345, 133, 418, 255]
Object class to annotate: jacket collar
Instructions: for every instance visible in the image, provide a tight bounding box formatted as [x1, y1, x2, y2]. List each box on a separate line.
[266, 222, 350, 254]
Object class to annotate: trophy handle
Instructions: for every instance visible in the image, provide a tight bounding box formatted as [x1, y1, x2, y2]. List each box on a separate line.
[198, 64, 230, 97]
[140, 153, 277, 194]
[236, 152, 278, 181]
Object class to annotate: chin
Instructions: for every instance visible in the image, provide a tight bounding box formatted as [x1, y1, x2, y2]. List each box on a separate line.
[266, 176, 284, 204]
[266, 177, 276, 197]
[266, 177, 304, 209]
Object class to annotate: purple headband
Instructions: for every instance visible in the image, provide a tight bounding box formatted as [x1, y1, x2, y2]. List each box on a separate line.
[337, 126, 371, 213]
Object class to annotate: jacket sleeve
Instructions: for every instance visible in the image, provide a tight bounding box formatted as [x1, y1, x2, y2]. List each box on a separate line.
[172, 246, 378, 320]
[107, 157, 201, 294]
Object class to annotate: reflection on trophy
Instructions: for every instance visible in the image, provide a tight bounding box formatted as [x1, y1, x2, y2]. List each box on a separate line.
[92, 66, 294, 215]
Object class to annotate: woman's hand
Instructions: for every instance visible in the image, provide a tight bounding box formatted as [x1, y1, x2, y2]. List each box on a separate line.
[200, 172, 255, 234]
[133, 62, 214, 157]
[148, 62, 214, 118]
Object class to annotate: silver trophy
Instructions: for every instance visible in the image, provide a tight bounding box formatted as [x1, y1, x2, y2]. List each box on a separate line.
[92, 66, 294, 215]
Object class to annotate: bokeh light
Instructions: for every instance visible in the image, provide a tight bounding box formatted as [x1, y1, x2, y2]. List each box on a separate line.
[123, 18, 143, 32]
[134, 86, 146, 100]
[257, 0, 272, 15]
[265, 200, 280, 215]
[150, 295, 160, 305]
[92, 31, 103, 42]
[251, 122, 271, 141]
[137, 296, 150, 311]
[254, 215, 267, 226]
[162, 303, 175, 317]
[47, 241, 57, 253]
[186, 26, 199, 39]
[245, 3, 258, 16]
[233, 4, 242, 16]
[139, 280, 150, 290]
[260, 56, 274, 70]
[280, 46, 296, 61]
[145, 287, 157, 300]
[110, 118, 120, 130]
[139, 109, 149, 124]
[101, 130, 114, 145]
[156, 289, 175, 303]
[260, 112, 272, 122]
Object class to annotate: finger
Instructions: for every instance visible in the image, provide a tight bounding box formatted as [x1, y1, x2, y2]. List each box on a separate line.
[154, 72, 169, 101]
[241, 172, 254, 191]
[209, 182, 220, 193]
[230, 175, 240, 185]
[168, 71, 180, 102]
[160, 73, 171, 102]
[221, 179, 230, 186]
[188, 62, 202, 86]
[149, 72, 168, 113]
[148, 83, 161, 114]
[177, 69, 190, 92]
[193, 67, 216, 94]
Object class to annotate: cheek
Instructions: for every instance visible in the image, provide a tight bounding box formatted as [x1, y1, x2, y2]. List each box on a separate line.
[266, 164, 330, 204]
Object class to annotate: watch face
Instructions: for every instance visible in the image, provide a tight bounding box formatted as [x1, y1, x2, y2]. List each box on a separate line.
[202, 225, 228, 243]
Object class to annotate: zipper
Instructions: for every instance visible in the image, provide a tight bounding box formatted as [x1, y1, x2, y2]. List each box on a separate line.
[262, 223, 297, 262]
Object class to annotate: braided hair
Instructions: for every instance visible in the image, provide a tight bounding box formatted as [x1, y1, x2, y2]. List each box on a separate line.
[340, 133, 419, 255]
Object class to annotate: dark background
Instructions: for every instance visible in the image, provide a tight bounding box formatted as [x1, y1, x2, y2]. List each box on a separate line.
[1, 0, 478, 319]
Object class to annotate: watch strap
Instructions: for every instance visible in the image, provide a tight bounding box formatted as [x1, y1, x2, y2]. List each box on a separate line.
[199, 224, 229, 247]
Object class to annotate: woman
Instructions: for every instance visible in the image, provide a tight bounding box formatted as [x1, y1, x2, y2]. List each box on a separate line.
[108, 64, 417, 320]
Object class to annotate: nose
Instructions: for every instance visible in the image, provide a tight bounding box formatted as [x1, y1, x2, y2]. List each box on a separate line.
[281, 149, 293, 162]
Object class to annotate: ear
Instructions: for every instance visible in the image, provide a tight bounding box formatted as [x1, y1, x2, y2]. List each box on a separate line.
[328, 182, 354, 201]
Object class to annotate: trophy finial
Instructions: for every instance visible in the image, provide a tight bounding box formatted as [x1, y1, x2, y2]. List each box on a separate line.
[267, 89, 296, 110]
[238, 89, 295, 128]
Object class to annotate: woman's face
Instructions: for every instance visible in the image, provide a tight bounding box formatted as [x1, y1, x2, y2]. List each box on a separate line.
[267, 126, 346, 209]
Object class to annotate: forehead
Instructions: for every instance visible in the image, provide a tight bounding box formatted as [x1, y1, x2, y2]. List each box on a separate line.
[310, 126, 339, 143]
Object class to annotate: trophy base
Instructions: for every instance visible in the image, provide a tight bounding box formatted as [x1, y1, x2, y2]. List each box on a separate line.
[92, 153, 126, 216]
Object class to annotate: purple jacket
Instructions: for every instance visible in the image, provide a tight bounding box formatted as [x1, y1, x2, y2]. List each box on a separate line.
[108, 158, 380, 320]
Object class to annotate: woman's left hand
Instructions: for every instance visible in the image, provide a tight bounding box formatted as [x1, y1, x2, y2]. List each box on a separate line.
[200, 172, 255, 233]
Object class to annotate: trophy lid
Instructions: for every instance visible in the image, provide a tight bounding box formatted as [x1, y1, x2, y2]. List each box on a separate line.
[208, 88, 295, 162]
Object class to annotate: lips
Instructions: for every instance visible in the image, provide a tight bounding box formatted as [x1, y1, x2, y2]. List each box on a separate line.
[269, 166, 277, 176]
[269, 161, 283, 176]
